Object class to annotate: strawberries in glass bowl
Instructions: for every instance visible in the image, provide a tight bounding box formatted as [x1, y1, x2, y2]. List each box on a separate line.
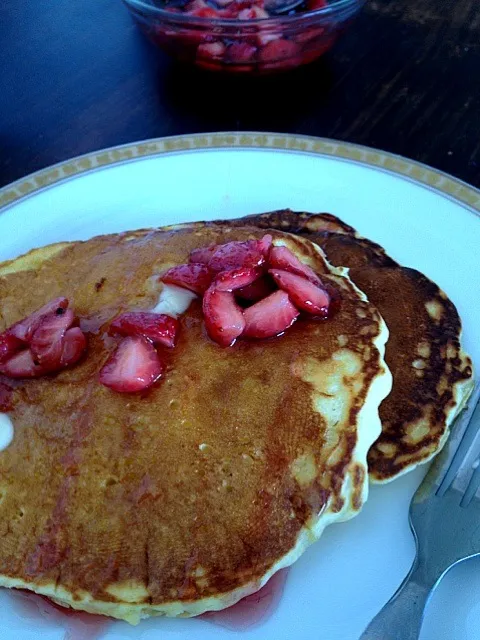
[122, 0, 363, 74]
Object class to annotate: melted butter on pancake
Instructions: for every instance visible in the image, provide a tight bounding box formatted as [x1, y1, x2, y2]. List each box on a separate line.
[152, 284, 197, 317]
[0, 414, 13, 451]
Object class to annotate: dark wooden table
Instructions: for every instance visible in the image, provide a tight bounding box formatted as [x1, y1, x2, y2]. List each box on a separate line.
[1, 0, 479, 189]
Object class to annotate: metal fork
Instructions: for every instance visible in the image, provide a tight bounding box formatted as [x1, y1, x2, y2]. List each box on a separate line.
[360, 383, 480, 640]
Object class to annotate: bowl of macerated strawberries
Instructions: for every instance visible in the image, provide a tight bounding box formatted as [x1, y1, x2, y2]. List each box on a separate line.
[123, 0, 364, 74]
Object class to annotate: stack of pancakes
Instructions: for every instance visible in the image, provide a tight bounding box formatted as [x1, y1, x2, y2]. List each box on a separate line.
[0, 213, 473, 624]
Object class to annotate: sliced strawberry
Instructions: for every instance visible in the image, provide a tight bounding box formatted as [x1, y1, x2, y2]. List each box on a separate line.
[197, 41, 226, 60]
[223, 42, 257, 72]
[186, 0, 221, 14]
[258, 30, 281, 48]
[235, 275, 276, 301]
[243, 290, 299, 339]
[0, 349, 48, 378]
[225, 42, 258, 65]
[60, 328, 87, 367]
[189, 245, 217, 265]
[209, 240, 265, 273]
[203, 288, 245, 347]
[99, 336, 163, 393]
[10, 298, 69, 343]
[221, 0, 255, 10]
[259, 39, 299, 62]
[0, 303, 86, 379]
[214, 266, 263, 292]
[238, 5, 269, 18]
[268, 245, 322, 285]
[110, 312, 179, 348]
[258, 234, 273, 257]
[218, 3, 241, 17]
[161, 263, 212, 295]
[258, 39, 300, 70]
[31, 309, 75, 367]
[0, 330, 23, 363]
[269, 269, 330, 316]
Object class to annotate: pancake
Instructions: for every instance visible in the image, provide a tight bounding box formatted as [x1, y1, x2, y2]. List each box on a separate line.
[227, 210, 474, 482]
[0, 223, 391, 622]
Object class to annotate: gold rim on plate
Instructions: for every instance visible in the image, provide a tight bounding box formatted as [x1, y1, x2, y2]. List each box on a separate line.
[1, 133, 479, 214]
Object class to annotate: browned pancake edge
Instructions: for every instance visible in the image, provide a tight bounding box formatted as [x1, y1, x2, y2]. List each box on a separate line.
[225, 210, 474, 483]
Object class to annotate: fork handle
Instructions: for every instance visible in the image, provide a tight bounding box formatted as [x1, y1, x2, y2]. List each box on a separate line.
[359, 567, 432, 640]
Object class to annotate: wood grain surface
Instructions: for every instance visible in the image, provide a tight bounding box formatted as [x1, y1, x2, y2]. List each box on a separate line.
[0, 0, 479, 188]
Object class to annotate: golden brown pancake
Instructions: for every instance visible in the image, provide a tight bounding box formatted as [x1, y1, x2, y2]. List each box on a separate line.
[0, 224, 391, 622]
[226, 210, 474, 482]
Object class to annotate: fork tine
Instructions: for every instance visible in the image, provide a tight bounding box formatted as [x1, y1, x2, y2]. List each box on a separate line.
[361, 387, 479, 639]
[436, 383, 480, 496]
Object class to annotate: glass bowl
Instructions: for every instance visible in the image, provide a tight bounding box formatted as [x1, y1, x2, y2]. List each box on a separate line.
[123, 0, 364, 74]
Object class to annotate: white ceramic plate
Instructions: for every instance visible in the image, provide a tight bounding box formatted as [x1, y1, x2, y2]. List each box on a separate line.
[0, 133, 479, 640]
